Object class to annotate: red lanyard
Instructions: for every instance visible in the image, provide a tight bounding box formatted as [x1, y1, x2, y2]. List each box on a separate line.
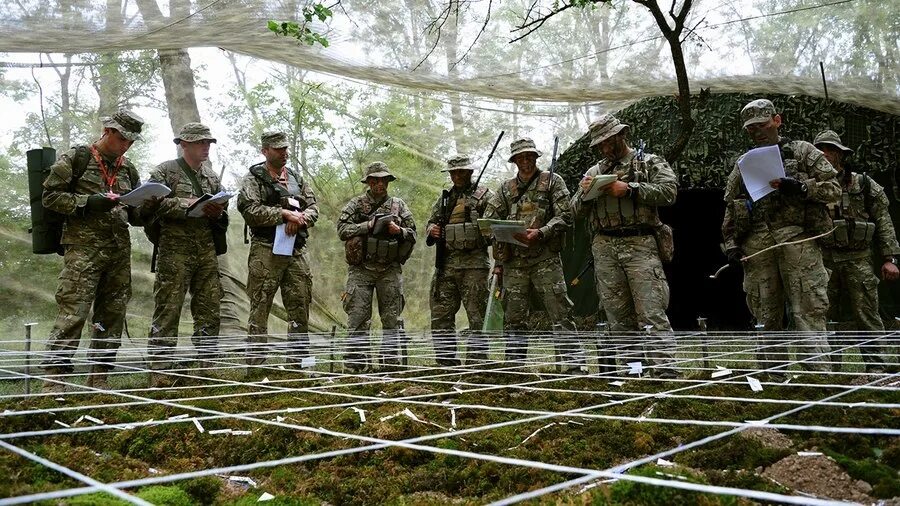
[89, 145, 123, 191]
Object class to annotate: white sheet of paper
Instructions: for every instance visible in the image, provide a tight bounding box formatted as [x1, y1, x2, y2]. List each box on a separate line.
[186, 190, 237, 217]
[258, 492, 275, 502]
[737, 145, 785, 202]
[581, 173, 620, 201]
[118, 182, 171, 207]
[301, 356, 316, 368]
[272, 224, 296, 256]
[747, 376, 763, 392]
[627, 361, 643, 375]
[491, 223, 528, 247]
[609, 380, 625, 387]
[711, 366, 733, 378]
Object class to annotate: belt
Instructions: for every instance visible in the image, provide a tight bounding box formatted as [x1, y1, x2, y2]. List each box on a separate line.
[598, 227, 654, 237]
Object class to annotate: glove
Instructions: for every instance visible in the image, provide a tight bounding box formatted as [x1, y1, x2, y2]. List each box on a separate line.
[777, 177, 807, 197]
[726, 248, 743, 267]
[86, 194, 118, 213]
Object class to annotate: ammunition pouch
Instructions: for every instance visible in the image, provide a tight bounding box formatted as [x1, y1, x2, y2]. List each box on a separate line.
[444, 222, 483, 251]
[823, 219, 875, 250]
[365, 236, 414, 265]
[654, 224, 675, 263]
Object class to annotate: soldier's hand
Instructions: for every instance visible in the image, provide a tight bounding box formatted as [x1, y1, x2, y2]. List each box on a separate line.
[142, 196, 163, 211]
[285, 220, 300, 236]
[607, 180, 630, 198]
[579, 175, 594, 191]
[881, 259, 899, 281]
[770, 177, 807, 197]
[86, 193, 119, 212]
[296, 212, 307, 228]
[202, 201, 225, 218]
[429, 224, 442, 239]
[726, 247, 744, 267]
[387, 221, 402, 235]
[493, 265, 503, 276]
[514, 228, 542, 247]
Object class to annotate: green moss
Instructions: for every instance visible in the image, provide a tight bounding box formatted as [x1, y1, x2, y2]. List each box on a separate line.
[590, 466, 740, 505]
[825, 451, 900, 499]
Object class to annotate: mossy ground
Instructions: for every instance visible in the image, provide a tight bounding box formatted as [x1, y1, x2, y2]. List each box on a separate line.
[0, 362, 897, 505]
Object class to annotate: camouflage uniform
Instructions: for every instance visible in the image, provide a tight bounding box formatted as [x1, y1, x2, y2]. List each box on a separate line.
[571, 115, 677, 374]
[337, 162, 416, 368]
[723, 100, 840, 371]
[815, 130, 899, 371]
[484, 138, 576, 365]
[41, 110, 146, 383]
[237, 132, 319, 365]
[426, 155, 493, 365]
[147, 123, 227, 370]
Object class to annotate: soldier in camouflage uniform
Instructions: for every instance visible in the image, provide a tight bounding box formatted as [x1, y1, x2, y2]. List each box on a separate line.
[571, 115, 678, 378]
[337, 162, 416, 370]
[722, 99, 840, 373]
[146, 123, 228, 386]
[484, 138, 578, 369]
[40, 109, 147, 392]
[814, 130, 898, 372]
[237, 132, 319, 368]
[426, 155, 493, 365]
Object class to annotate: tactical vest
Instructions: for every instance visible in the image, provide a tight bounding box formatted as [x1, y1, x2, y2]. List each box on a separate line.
[346, 196, 413, 265]
[246, 163, 309, 251]
[589, 155, 661, 231]
[444, 186, 488, 251]
[822, 172, 875, 250]
[504, 171, 563, 259]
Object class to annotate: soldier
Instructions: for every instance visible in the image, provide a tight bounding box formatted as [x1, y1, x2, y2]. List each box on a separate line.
[237, 131, 318, 368]
[483, 138, 577, 370]
[146, 123, 228, 386]
[426, 155, 493, 365]
[722, 99, 839, 373]
[40, 110, 147, 392]
[571, 115, 678, 378]
[814, 130, 898, 372]
[337, 162, 416, 371]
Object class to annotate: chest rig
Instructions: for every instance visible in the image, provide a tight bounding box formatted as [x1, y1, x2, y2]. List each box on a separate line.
[444, 186, 488, 251]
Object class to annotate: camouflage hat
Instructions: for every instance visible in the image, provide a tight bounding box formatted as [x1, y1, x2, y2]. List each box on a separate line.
[261, 131, 290, 149]
[813, 129, 853, 154]
[507, 138, 542, 163]
[589, 114, 629, 147]
[101, 109, 144, 141]
[360, 161, 396, 183]
[740, 99, 777, 128]
[442, 154, 476, 172]
[173, 122, 217, 144]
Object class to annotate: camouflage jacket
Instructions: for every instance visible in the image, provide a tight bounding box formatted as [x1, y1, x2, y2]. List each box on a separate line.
[426, 184, 493, 270]
[723, 139, 839, 249]
[484, 170, 572, 266]
[571, 150, 677, 232]
[337, 190, 417, 270]
[823, 171, 900, 261]
[42, 145, 142, 247]
[147, 158, 227, 251]
[236, 164, 319, 250]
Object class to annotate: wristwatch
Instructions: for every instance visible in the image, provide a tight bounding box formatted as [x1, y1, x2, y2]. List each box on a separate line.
[627, 182, 640, 198]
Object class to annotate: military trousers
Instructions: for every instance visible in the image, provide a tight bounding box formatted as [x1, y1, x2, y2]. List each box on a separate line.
[246, 241, 312, 365]
[742, 230, 831, 371]
[502, 255, 578, 366]
[342, 264, 405, 366]
[42, 244, 132, 372]
[825, 254, 889, 370]
[429, 267, 489, 364]
[148, 242, 222, 370]
[591, 233, 676, 369]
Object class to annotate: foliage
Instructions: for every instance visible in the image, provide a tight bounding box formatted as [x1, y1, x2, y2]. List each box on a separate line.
[268, 4, 334, 49]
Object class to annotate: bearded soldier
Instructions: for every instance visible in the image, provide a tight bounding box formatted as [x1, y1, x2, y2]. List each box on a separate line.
[237, 131, 318, 369]
[426, 155, 493, 365]
[337, 162, 416, 371]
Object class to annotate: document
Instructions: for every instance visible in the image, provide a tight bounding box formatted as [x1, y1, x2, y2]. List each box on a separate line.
[272, 224, 296, 256]
[186, 190, 237, 217]
[580, 173, 620, 201]
[477, 219, 528, 247]
[737, 145, 785, 201]
[118, 182, 171, 206]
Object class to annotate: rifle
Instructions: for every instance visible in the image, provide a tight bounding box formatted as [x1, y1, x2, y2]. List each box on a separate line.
[547, 135, 560, 190]
[570, 258, 594, 286]
[473, 131, 505, 190]
[433, 190, 451, 274]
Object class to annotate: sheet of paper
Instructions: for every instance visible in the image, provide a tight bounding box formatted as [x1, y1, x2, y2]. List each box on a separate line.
[186, 190, 237, 217]
[627, 361, 643, 375]
[118, 182, 171, 206]
[272, 224, 296, 256]
[737, 145, 785, 201]
[747, 376, 763, 392]
[490, 223, 528, 247]
[581, 173, 620, 201]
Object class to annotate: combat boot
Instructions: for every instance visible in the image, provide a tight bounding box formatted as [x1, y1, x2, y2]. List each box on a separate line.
[85, 366, 110, 390]
[41, 367, 69, 394]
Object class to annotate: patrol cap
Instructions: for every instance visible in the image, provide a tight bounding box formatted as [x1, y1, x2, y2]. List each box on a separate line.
[813, 129, 853, 154]
[261, 131, 290, 149]
[507, 138, 542, 163]
[741, 99, 777, 128]
[174, 122, 217, 144]
[442, 155, 476, 172]
[360, 161, 396, 183]
[589, 114, 629, 147]
[101, 109, 144, 141]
